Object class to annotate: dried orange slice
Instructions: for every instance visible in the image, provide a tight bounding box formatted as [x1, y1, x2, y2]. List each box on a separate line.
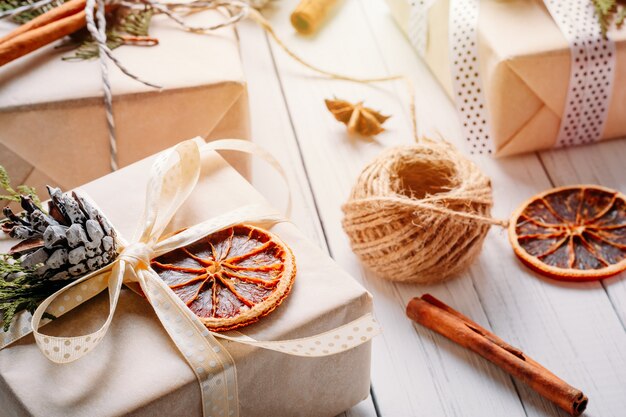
[151, 224, 296, 331]
[509, 185, 626, 281]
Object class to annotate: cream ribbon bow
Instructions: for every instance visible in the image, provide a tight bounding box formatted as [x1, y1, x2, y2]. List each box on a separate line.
[18, 138, 380, 417]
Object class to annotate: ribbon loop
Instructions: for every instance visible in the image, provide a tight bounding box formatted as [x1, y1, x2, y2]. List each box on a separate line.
[31, 262, 124, 364]
[136, 139, 202, 245]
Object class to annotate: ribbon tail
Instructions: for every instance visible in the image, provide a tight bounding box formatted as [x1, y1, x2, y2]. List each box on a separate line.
[213, 313, 381, 357]
[138, 268, 239, 417]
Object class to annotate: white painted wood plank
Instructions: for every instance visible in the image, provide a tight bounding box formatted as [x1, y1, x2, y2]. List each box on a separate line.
[260, 0, 626, 416]
[538, 140, 626, 328]
[236, 18, 377, 416]
[343, 393, 378, 417]
[258, 1, 526, 416]
[237, 20, 327, 248]
[358, 2, 626, 416]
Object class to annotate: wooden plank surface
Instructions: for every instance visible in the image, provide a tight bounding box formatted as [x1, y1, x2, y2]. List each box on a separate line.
[250, 0, 626, 416]
[0, 1, 624, 416]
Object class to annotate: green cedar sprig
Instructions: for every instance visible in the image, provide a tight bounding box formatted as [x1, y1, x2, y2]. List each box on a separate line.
[0, 165, 50, 331]
[0, 0, 67, 24]
[0, 255, 59, 331]
[59, 30, 125, 61]
[0, 165, 41, 209]
[120, 7, 154, 37]
[59, 8, 155, 60]
[592, 0, 626, 36]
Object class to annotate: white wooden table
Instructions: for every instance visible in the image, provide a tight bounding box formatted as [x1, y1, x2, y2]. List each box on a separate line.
[238, 1, 626, 416]
[0, 1, 623, 416]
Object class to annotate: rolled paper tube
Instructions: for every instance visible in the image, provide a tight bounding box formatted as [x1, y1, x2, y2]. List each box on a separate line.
[290, 0, 340, 35]
[406, 295, 588, 416]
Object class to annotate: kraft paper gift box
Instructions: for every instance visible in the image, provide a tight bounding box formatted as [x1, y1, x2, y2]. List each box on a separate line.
[387, 0, 626, 156]
[0, 9, 249, 190]
[0, 142, 374, 417]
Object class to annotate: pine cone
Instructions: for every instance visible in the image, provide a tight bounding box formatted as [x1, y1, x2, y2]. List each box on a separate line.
[2, 187, 117, 281]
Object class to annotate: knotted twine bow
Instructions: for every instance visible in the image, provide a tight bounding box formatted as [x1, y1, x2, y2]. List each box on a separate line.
[0, 138, 380, 417]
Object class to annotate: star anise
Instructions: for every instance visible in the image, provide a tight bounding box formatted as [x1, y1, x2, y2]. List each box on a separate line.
[325, 98, 390, 137]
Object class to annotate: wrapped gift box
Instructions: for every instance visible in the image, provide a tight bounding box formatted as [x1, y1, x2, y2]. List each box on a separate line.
[387, 0, 626, 155]
[0, 143, 373, 417]
[0, 10, 249, 190]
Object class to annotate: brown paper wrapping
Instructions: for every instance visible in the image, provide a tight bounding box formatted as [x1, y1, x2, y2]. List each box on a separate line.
[0, 10, 250, 189]
[388, 0, 626, 156]
[0, 148, 373, 417]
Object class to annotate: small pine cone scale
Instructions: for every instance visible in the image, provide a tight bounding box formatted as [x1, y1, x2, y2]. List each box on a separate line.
[2, 187, 118, 281]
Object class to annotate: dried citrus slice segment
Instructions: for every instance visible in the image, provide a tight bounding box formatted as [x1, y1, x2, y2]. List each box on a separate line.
[509, 185, 626, 281]
[151, 224, 296, 331]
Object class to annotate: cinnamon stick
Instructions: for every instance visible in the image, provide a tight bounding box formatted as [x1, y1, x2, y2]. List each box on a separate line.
[0, 0, 117, 67]
[0, 11, 86, 66]
[406, 294, 588, 416]
[0, 0, 87, 45]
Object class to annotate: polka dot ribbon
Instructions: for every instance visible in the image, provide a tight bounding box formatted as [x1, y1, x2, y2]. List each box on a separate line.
[543, 0, 616, 147]
[409, 0, 494, 154]
[408, 0, 438, 57]
[0, 138, 381, 417]
[408, 0, 616, 153]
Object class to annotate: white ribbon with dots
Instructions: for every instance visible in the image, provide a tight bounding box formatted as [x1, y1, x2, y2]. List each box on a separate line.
[408, 0, 616, 153]
[409, 0, 494, 154]
[0, 138, 380, 417]
[543, 0, 616, 147]
[408, 0, 438, 57]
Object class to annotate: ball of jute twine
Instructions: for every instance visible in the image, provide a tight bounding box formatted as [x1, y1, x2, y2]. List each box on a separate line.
[341, 140, 508, 284]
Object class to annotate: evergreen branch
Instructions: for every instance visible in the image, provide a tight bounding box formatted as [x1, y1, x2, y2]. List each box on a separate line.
[61, 30, 125, 61]
[0, 165, 16, 195]
[16, 185, 41, 207]
[0, 0, 67, 24]
[120, 7, 153, 37]
[0, 165, 42, 210]
[617, 7, 626, 25]
[592, 0, 626, 36]
[59, 8, 155, 60]
[0, 255, 61, 331]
